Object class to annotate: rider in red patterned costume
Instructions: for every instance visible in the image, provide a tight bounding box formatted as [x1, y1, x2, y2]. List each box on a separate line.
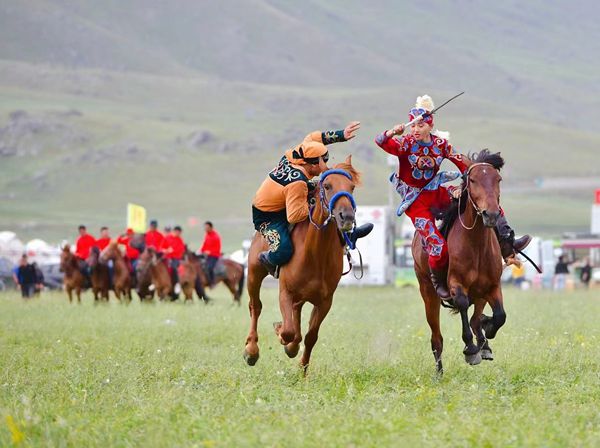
[376, 95, 531, 298]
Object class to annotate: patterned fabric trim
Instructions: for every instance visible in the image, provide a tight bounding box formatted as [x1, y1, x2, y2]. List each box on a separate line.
[259, 222, 281, 252]
[322, 130, 346, 145]
[391, 170, 460, 217]
[269, 156, 308, 186]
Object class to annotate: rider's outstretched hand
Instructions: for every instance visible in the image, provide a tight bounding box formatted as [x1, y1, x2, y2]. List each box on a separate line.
[344, 121, 361, 140]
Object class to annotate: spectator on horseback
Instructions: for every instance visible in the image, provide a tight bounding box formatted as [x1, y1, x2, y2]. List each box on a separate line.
[117, 228, 140, 273]
[145, 219, 165, 251]
[75, 225, 96, 281]
[200, 221, 221, 286]
[96, 227, 111, 251]
[164, 225, 185, 293]
[252, 122, 373, 276]
[375, 95, 531, 299]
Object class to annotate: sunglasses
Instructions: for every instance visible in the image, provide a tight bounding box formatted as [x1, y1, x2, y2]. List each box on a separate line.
[305, 151, 330, 165]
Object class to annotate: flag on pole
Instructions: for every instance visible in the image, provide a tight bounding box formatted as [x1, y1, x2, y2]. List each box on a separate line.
[127, 203, 147, 233]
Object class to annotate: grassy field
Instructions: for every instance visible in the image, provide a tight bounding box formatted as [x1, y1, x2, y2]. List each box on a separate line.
[1, 286, 599, 447]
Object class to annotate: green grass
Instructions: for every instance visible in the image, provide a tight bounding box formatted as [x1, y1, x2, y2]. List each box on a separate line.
[1, 286, 600, 447]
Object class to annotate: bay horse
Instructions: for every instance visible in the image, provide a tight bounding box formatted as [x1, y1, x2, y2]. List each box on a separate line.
[244, 155, 360, 373]
[87, 246, 110, 302]
[136, 248, 173, 301]
[59, 245, 87, 303]
[100, 241, 132, 302]
[413, 150, 506, 373]
[187, 252, 245, 305]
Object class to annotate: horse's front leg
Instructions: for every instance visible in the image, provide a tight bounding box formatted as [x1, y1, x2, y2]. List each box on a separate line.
[471, 299, 493, 361]
[276, 290, 296, 345]
[451, 284, 481, 365]
[300, 296, 333, 375]
[481, 286, 506, 340]
[276, 301, 303, 359]
[66, 286, 73, 303]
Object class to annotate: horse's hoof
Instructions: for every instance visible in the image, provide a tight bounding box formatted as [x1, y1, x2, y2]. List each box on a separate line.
[465, 351, 482, 365]
[284, 344, 300, 359]
[243, 350, 259, 366]
[480, 348, 494, 361]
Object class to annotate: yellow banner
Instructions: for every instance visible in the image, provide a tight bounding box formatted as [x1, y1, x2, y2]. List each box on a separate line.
[127, 203, 147, 233]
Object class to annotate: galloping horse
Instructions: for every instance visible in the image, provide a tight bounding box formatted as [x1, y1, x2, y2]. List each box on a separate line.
[100, 241, 132, 302]
[187, 252, 245, 305]
[87, 246, 110, 302]
[244, 156, 361, 372]
[136, 248, 173, 301]
[59, 245, 87, 303]
[413, 150, 506, 373]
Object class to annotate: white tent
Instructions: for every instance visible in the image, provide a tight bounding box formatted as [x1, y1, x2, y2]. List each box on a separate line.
[25, 239, 62, 265]
[0, 231, 25, 264]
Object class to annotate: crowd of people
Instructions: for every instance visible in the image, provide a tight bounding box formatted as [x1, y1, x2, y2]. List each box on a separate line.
[11, 219, 222, 298]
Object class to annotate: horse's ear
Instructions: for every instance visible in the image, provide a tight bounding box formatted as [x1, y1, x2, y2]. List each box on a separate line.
[345, 154, 352, 166]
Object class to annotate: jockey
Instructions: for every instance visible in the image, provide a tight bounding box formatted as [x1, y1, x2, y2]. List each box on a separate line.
[75, 225, 96, 261]
[96, 226, 111, 251]
[375, 95, 531, 299]
[145, 219, 165, 251]
[200, 221, 221, 286]
[164, 226, 185, 291]
[117, 228, 140, 272]
[252, 122, 373, 276]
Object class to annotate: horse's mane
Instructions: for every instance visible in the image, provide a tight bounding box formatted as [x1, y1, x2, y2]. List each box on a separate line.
[439, 149, 504, 238]
[333, 161, 362, 186]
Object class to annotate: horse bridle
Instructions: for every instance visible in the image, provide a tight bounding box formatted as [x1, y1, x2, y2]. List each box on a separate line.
[308, 169, 357, 231]
[457, 162, 495, 230]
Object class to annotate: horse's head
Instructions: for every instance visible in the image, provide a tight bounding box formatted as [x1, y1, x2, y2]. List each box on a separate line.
[465, 150, 505, 228]
[318, 155, 361, 232]
[60, 244, 73, 272]
[87, 246, 100, 267]
[100, 241, 120, 263]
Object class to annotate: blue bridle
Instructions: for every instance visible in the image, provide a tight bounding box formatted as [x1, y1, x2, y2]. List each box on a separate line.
[309, 169, 357, 237]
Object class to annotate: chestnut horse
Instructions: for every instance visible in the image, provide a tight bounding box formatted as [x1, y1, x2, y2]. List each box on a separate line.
[100, 241, 132, 302]
[136, 248, 173, 301]
[244, 156, 360, 373]
[87, 246, 110, 302]
[413, 150, 506, 373]
[186, 252, 245, 305]
[59, 245, 87, 303]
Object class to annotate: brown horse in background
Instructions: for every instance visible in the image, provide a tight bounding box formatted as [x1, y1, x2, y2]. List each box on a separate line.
[59, 245, 87, 303]
[136, 248, 173, 301]
[413, 150, 506, 374]
[244, 156, 361, 373]
[100, 241, 132, 302]
[87, 246, 110, 302]
[186, 251, 244, 305]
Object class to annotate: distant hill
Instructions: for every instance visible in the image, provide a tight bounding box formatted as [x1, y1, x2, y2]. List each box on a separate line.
[0, 1, 599, 246]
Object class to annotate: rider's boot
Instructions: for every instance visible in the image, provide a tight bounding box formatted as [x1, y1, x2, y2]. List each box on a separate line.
[258, 251, 278, 277]
[430, 267, 450, 299]
[495, 215, 532, 259]
[347, 223, 374, 248]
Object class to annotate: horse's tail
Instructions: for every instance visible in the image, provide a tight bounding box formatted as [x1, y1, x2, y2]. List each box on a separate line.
[236, 263, 245, 302]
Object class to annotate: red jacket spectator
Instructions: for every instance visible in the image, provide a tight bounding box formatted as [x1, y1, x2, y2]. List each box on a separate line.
[145, 229, 165, 250]
[201, 230, 222, 258]
[164, 234, 185, 259]
[96, 237, 111, 251]
[118, 231, 140, 260]
[75, 234, 97, 260]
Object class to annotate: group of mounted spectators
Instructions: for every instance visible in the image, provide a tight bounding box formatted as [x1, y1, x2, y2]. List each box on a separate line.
[73, 219, 222, 289]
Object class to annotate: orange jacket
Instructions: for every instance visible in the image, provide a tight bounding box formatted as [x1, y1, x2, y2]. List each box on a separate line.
[253, 130, 344, 224]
